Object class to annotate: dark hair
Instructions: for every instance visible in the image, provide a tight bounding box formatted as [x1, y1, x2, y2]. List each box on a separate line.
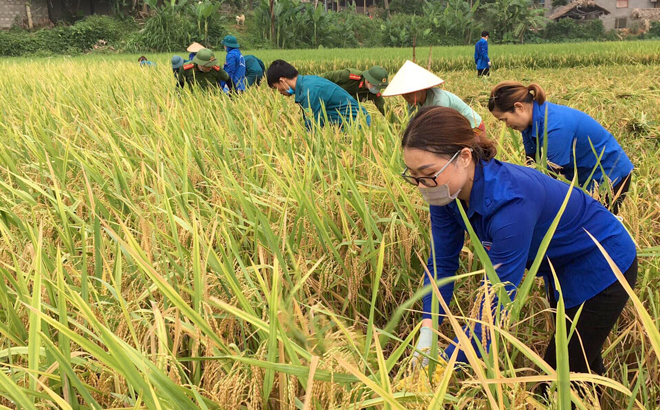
[488, 81, 546, 113]
[266, 60, 299, 87]
[402, 106, 497, 162]
[481, 30, 489, 37]
[138, 56, 147, 62]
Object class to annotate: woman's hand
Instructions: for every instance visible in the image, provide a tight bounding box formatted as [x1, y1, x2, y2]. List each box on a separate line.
[412, 326, 433, 368]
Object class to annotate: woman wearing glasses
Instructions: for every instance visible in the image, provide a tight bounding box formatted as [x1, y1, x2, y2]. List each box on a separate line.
[402, 106, 637, 383]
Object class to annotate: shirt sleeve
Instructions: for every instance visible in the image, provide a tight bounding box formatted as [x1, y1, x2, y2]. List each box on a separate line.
[372, 95, 386, 116]
[474, 43, 479, 64]
[218, 68, 230, 83]
[545, 118, 572, 170]
[444, 198, 540, 363]
[422, 205, 464, 321]
[225, 54, 237, 78]
[444, 91, 481, 128]
[319, 70, 343, 84]
[484, 41, 489, 62]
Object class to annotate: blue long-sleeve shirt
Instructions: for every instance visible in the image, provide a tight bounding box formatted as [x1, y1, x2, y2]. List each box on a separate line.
[294, 75, 371, 130]
[423, 159, 636, 363]
[474, 38, 490, 70]
[224, 48, 246, 92]
[522, 101, 634, 191]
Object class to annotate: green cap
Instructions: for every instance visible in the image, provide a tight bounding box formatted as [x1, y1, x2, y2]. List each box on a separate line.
[362, 66, 389, 89]
[192, 48, 218, 67]
[221, 35, 240, 49]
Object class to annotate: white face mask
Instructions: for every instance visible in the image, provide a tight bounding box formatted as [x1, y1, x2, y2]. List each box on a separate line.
[369, 86, 380, 95]
[418, 182, 461, 206]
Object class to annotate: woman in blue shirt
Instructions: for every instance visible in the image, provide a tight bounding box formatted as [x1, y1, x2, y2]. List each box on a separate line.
[488, 81, 634, 214]
[402, 106, 637, 379]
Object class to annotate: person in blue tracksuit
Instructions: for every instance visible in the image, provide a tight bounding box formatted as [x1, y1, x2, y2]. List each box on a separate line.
[221, 35, 247, 93]
[402, 106, 637, 380]
[488, 81, 634, 214]
[474, 31, 491, 77]
[244, 55, 265, 86]
[266, 59, 371, 130]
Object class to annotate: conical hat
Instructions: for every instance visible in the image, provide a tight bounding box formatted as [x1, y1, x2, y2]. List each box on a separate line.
[187, 42, 205, 53]
[382, 60, 445, 97]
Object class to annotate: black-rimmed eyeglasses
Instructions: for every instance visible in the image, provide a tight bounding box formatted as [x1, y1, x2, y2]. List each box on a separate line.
[401, 150, 461, 187]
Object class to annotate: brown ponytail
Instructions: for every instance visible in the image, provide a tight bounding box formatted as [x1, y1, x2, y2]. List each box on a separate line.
[402, 106, 497, 162]
[488, 81, 546, 113]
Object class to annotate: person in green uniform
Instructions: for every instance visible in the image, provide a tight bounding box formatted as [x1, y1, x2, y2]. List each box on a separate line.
[383, 60, 486, 139]
[244, 55, 266, 86]
[177, 48, 233, 92]
[320, 66, 389, 116]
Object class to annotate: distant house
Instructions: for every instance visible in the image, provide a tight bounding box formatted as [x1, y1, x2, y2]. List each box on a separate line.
[631, 7, 660, 29]
[545, 0, 659, 30]
[547, 0, 611, 22]
[0, 0, 115, 30]
[302, 0, 378, 13]
[0, 0, 49, 29]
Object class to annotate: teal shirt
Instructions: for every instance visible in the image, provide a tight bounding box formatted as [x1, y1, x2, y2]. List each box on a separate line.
[295, 75, 371, 130]
[409, 88, 482, 128]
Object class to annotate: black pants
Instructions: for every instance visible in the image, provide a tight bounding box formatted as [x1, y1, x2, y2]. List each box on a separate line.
[543, 257, 637, 375]
[607, 173, 632, 215]
[477, 68, 490, 77]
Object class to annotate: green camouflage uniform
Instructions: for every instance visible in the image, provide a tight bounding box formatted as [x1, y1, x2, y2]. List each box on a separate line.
[321, 68, 386, 116]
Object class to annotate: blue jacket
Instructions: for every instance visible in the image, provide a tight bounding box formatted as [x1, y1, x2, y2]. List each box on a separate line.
[474, 38, 490, 70]
[423, 159, 636, 362]
[224, 47, 246, 91]
[294, 75, 371, 130]
[522, 101, 634, 191]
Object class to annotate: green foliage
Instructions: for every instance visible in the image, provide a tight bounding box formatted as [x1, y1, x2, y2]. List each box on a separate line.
[0, 16, 135, 56]
[425, 0, 482, 45]
[388, 0, 426, 15]
[648, 22, 660, 39]
[541, 18, 604, 42]
[251, 0, 366, 49]
[125, 2, 229, 52]
[483, 0, 548, 43]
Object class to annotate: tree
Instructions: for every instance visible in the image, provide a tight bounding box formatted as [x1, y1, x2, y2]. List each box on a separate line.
[483, 0, 548, 43]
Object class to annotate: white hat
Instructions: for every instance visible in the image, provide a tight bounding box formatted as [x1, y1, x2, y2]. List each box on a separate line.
[382, 60, 445, 97]
[187, 42, 205, 53]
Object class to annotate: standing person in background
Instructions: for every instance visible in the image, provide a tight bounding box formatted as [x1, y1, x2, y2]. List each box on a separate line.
[475, 31, 491, 77]
[383, 61, 486, 139]
[244, 55, 266, 86]
[221, 35, 247, 93]
[320, 66, 389, 117]
[266, 59, 371, 130]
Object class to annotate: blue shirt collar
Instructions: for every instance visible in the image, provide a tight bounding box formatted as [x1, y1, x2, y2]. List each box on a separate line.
[523, 101, 545, 141]
[294, 75, 305, 103]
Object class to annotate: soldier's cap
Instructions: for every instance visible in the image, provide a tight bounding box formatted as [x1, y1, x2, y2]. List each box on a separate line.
[221, 35, 240, 49]
[187, 42, 205, 53]
[192, 49, 219, 68]
[362, 66, 389, 89]
[382, 60, 444, 97]
[171, 55, 184, 69]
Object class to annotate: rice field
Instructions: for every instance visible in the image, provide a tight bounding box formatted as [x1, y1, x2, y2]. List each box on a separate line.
[0, 44, 659, 409]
